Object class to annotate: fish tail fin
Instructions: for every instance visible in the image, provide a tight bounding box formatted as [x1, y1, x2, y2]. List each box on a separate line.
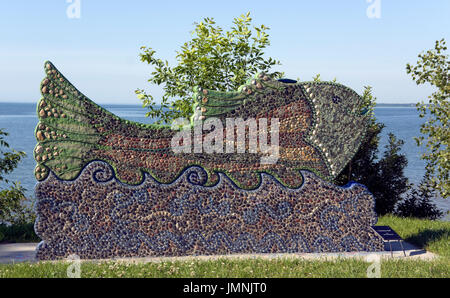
[34, 61, 105, 181]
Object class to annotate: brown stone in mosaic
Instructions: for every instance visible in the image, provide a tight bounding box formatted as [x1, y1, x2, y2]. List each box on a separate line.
[36, 131, 45, 141]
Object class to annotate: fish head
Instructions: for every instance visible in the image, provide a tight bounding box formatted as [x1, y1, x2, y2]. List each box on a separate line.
[301, 82, 370, 179]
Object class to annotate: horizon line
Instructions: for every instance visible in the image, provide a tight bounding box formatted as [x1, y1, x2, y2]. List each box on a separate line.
[0, 100, 420, 106]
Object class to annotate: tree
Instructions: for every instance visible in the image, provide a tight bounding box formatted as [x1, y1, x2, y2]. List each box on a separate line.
[0, 129, 33, 225]
[334, 87, 410, 215]
[395, 170, 443, 220]
[406, 38, 449, 199]
[136, 12, 283, 124]
[373, 133, 410, 214]
[0, 129, 25, 185]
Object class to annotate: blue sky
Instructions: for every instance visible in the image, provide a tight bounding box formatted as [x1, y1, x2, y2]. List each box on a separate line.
[0, 0, 448, 104]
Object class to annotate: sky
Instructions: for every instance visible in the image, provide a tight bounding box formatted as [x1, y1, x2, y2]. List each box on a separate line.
[0, 0, 449, 104]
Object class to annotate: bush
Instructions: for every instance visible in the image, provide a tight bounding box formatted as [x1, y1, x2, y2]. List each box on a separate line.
[395, 172, 444, 220]
[406, 38, 449, 198]
[335, 128, 409, 215]
[371, 133, 410, 215]
[334, 87, 410, 215]
[0, 184, 36, 225]
[0, 223, 39, 243]
[136, 12, 283, 123]
[1, 128, 34, 225]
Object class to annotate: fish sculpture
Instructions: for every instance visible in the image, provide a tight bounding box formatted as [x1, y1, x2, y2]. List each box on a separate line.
[34, 61, 369, 189]
[34, 61, 384, 260]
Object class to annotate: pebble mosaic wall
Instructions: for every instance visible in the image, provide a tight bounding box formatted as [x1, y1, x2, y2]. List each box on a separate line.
[35, 161, 383, 260]
[34, 61, 384, 259]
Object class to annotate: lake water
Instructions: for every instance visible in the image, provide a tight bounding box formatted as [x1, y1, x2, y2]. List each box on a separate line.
[0, 102, 448, 220]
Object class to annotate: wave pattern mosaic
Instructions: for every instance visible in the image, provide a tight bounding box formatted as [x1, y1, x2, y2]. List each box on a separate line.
[34, 62, 384, 259]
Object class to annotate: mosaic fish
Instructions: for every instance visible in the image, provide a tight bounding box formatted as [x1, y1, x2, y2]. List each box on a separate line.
[34, 61, 369, 189]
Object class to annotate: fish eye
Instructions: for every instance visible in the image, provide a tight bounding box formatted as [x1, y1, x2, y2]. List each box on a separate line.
[332, 95, 342, 104]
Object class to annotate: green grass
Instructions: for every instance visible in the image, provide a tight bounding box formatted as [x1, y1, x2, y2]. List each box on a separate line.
[377, 214, 450, 257]
[0, 215, 449, 278]
[0, 258, 448, 278]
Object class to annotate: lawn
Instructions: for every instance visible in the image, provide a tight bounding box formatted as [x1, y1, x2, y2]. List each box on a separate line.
[377, 214, 450, 257]
[0, 215, 448, 278]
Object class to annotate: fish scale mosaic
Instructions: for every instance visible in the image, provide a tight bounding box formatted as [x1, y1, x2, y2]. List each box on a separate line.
[34, 61, 384, 260]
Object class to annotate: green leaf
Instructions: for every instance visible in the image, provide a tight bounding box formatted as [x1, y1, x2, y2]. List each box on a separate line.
[137, 13, 282, 124]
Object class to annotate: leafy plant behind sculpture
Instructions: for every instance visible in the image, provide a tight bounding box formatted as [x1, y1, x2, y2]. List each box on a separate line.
[406, 38, 449, 199]
[136, 12, 283, 124]
[0, 129, 34, 225]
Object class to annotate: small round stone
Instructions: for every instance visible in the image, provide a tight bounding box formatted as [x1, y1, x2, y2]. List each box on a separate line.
[35, 146, 44, 154]
[36, 131, 45, 141]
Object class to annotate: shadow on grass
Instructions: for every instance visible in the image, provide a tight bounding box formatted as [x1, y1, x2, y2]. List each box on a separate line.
[404, 228, 449, 249]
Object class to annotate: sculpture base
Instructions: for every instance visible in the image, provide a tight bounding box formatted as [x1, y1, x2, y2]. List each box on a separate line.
[34, 161, 384, 260]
